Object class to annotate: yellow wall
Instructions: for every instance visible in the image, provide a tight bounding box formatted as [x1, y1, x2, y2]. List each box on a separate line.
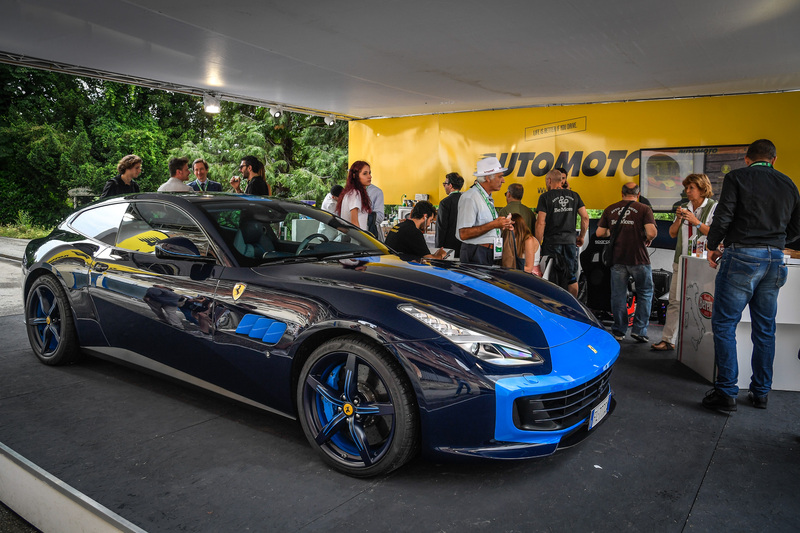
[349, 92, 800, 209]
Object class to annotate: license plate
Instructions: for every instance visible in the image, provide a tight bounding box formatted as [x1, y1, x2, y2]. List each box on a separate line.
[589, 394, 610, 430]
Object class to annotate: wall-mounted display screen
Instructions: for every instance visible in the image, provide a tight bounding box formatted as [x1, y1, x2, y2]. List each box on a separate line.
[640, 145, 749, 212]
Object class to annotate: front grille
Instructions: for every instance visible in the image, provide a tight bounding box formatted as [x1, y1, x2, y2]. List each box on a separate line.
[512, 368, 613, 431]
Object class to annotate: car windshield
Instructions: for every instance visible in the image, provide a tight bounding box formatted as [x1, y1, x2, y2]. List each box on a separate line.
[198, 199, 390, 267]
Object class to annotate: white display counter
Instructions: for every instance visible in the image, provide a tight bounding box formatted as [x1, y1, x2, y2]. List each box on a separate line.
[677, 255, 800, 391]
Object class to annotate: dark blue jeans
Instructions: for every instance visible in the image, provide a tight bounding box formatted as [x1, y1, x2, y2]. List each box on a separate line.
[711, 245, 788, 397]
[610, 263, 654, 337]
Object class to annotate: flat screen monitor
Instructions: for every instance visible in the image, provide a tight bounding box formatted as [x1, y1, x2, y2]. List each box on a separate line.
[639, 144, 748, 212]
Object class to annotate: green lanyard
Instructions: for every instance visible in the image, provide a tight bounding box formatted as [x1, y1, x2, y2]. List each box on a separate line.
[750, 162, 772, 167]
[475, 184, 500, 239]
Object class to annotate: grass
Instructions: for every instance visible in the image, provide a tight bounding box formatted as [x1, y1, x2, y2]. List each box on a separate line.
[0, 224, 52, 239]
[0, 211, 52, 240]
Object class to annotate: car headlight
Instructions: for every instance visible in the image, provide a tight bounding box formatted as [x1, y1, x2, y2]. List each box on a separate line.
[398, 304, 544, 366]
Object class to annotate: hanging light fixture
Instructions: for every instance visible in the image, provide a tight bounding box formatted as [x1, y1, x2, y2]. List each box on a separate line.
[203, 93, 221, 113]
[270, 106, 283, 118]
[324, 115, 336, 126]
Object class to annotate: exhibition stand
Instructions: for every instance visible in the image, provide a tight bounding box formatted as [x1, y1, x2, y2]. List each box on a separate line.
[677, 254, 800, 392]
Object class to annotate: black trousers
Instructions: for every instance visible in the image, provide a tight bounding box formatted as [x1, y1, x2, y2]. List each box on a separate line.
[460, 243, 494, 265]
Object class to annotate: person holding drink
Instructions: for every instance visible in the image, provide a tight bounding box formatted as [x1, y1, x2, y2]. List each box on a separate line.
[230, 155, 271, 195]
[651, 173, 717, 351]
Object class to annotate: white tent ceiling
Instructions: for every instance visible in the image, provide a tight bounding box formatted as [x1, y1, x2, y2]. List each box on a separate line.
[2, 0, 800, 120]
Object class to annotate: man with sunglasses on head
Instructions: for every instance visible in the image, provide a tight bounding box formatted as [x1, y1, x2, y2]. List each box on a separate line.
[436, 172, 464, 258]
[230, 155, 270, 195]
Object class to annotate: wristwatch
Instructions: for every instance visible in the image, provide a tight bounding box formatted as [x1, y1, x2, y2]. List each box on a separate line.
[695, 223, 701, 232]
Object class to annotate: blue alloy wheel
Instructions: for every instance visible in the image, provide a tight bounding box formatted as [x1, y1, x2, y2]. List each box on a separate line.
[24, 275, 80, 365]
[297, 335, 419, 477]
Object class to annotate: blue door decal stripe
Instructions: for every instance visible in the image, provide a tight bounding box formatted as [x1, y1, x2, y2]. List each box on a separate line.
[236, 313, 287, 345]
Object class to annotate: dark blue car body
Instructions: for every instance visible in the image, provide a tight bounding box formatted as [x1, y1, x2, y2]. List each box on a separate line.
[22, 193, 618, 476]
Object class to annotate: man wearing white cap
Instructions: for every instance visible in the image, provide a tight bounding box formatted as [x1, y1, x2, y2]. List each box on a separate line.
[456, 156, 514, 265]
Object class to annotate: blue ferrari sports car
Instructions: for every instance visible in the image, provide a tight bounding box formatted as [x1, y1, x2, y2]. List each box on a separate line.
[22, 193, 618, 477]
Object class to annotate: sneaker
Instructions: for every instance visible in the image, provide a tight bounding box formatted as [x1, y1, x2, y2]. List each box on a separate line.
[748, 391, 768, 409]
[631, 333, 649, 343]
[702, 388, 737, 413]
[611, 332, 625, 341]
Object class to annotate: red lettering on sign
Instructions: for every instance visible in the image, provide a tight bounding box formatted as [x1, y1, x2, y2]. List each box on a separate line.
[699, 292, 714, 319]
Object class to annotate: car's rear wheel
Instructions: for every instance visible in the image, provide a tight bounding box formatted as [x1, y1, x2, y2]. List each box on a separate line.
[297, 335, 419, 477]
[25, 275, 80, 365]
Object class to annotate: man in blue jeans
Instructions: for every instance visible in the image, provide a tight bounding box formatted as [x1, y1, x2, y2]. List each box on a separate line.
[596, 183, 658, 342]
[703, 139, 800, 413]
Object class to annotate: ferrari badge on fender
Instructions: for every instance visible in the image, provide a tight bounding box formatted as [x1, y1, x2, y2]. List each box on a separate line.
[232, 283, 246, 301]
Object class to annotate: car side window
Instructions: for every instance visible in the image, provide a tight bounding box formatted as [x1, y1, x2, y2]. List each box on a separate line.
[69, 202, 129, 245]
[116, 202, 212, 255]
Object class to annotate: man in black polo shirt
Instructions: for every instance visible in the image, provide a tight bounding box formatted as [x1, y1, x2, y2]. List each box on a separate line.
[386, 201, 447, 260]
[702, 139, 800, 413]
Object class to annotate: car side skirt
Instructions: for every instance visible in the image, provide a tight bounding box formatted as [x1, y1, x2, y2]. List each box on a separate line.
[83, 346, 296, 420]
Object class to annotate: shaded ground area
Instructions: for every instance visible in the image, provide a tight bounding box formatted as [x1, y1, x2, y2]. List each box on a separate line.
[1, 313, 798, 532]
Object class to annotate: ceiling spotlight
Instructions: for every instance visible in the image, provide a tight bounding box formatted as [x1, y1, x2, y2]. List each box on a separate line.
[270, 106, 283, 118]
[203, 93, 221, 114]
[324, 115, 336, 126]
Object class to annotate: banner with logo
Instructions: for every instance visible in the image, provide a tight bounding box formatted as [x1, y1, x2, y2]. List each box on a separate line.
[349, 92, 800, 210]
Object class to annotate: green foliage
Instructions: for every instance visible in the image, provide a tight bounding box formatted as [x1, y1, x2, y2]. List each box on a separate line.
[0, 63, 349, 225]
[0, 209, 51, 239]
[15, 210, 32, 227]
[173, 103, 348, 204]
[0, 123, 74, 225]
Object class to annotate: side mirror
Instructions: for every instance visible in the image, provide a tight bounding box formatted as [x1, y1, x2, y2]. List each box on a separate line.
[155, 237, 216, 263]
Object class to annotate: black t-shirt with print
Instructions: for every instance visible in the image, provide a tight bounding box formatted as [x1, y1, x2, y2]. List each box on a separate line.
[536, 189, 585, 245]
[598, 200, 655, 265]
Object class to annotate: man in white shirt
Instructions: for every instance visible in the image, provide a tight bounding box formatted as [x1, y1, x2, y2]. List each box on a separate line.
[158, 157, 193, 192]
[456, 156, 514, 265]
[321, 185, 344, 213]
[319, 184, 344, 239]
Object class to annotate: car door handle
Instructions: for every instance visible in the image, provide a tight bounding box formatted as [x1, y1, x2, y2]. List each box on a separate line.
[93, 262, 109, 272]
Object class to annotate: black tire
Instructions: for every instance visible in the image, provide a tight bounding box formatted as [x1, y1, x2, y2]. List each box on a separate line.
[25, 275, 81, 365]
[297, 335, 419, 477]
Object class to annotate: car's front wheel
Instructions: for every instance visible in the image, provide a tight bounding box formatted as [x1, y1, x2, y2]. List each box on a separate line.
[297, 335, 419, 477]
[25, 275, 80, 365]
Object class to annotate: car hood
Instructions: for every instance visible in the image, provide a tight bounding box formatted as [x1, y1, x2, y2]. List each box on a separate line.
[250, 255, 596, 349]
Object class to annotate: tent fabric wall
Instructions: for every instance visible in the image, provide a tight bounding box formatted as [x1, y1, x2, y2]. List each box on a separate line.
[349, 92, 800, 210]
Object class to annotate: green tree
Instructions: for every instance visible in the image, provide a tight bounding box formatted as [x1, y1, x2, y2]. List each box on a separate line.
[0, 63, 348, 225]
[0, 123, 73, 225]
[173, 103, 348, 204]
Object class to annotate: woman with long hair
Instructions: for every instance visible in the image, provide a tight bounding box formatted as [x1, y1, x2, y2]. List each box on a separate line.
[337, 160, 373, 229]
[502, 213, 542, 276]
